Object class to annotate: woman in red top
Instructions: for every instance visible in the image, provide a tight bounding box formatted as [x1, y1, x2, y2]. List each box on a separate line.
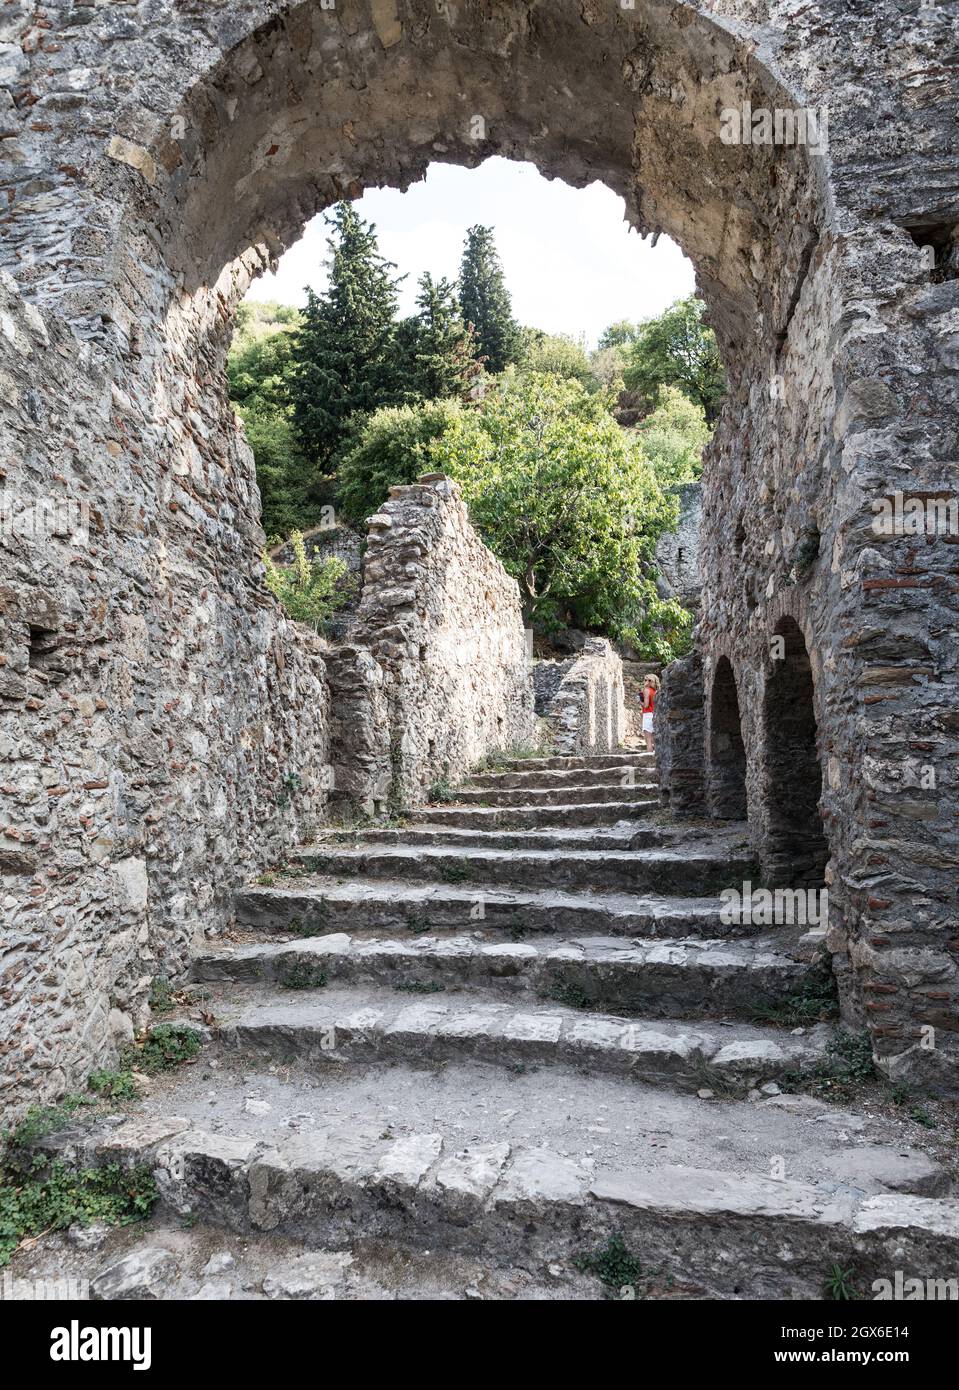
[641, 674, 660, 753]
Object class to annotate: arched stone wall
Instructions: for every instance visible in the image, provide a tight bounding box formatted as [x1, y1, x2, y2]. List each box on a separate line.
[707, 655, 747, 821]
[761, 616, 828, 888]
[1, 0, 957, 1106]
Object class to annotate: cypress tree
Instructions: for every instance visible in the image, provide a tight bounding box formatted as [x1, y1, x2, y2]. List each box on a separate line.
[289, 202, 405, 468]
[403, 273, 483, 400]
[457, 224, 521, 373]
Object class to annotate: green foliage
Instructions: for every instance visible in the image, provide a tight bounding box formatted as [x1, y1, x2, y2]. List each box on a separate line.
[750, 972, 839, 1028]
[824, 1264, 860, 1301]
[518, 330, 596, 392]
[622, 296, 726, 422]
[263, 531, 353, 631]
[633, 386, 710, 487]
[785, 1029, 876, 1100]
[428, 371, 682, 649]
[598, 320, 640, 350]
[133, 1025, 202, 1075]
[227, 303, 319, 541]
[393, 980, 445, 994]
[458, 224, 522, 372]
[335, 399, 464, 526]
[426, 770, 456, 805]
[148, 977, 175, 1013]
[575, 1232, 645, 1291]
[279, 962, 328, 990]
[0, 1158, 158, 1267]
[400, 273, 483, 401]
[288, 203, 407, 469]
[588, 344, 627, 394]
[87, 1068, 138, 1101]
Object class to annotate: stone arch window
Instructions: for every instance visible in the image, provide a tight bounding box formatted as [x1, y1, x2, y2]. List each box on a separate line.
[707, 656, 747, 820]
[762, 618, 828, 887]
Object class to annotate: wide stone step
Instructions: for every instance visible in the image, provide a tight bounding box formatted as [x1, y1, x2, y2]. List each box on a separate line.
[468, 765, 658, 791]
[289, 844, 753, 895]
[209, 983, 832, 1093]
[236, 881, 753, 940]
[499, 752, 653, 772]
[45, 1064, 957, 1299]
[447, 782, 656, 807]
[410, 799, 657, 830]
[193, 931, 819, 1021]
[314, 823, 672, 851]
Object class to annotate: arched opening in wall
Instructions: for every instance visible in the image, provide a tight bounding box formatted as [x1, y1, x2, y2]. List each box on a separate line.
[707, 657, 747, 820]
[762, 618, 828, 888]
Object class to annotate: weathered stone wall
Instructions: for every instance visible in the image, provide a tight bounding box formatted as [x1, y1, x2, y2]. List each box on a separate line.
[656, 653, 707, 819]
[0, 271, 332, 1119]
[536, 639, 626, 756]
[1, 0, 957, 1102]
[348, 475, 535, 808]
[656, 483, 702, 612]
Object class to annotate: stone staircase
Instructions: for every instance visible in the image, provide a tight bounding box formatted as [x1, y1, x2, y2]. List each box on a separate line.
[50, 750, 959, 1299]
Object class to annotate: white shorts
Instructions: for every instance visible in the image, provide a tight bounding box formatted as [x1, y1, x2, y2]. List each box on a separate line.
[641, 713, 654, 733]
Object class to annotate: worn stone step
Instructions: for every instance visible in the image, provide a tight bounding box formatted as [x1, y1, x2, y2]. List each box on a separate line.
[410, 799, 658, 830]
[448, 782, 656, 808]
[498, 753, 653, 772]
[236, 880, 752, 940]
[207, 982, 832, 1093]
[468, 765, 658, 791]
[314, 823, 673, 851]
[289, 844, 753, 895]
[193, 931, 819, 1021]
[44, 1062, 957, 1299]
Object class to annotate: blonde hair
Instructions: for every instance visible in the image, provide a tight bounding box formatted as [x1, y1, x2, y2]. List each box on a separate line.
[644, 673, 661, 691]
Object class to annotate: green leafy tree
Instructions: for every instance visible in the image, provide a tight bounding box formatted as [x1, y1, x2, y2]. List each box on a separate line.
[428, 372, 682, 645]
[227, 304, 317, 540]
[336, 399, 464, 525]
[634, 385, 711, 487]
[598, 319, 639, 350]
[289, 203, 406, 468]
[588, 344, 628, 394]
[518, 331, 596, 392]
[622, 295, 725, 421]
[262, 532, 354, 632]
[401, 273, 482, 400]
[458, 225, 521, 372]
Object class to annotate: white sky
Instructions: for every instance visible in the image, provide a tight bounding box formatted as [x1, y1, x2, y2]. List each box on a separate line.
[245, 157, 695, 349]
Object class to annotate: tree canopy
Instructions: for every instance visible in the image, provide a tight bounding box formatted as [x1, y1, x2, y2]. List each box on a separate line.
[621, 296, 725, 421]
[458, 225, 521, 372]
[288, 203, 407, 469]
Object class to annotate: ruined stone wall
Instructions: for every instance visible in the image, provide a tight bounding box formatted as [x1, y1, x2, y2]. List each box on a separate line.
[349, 476, 535, 807]
[655, 483, 702, 612]
[536, 639, 626, 756]
[0, 271, 332, 1120]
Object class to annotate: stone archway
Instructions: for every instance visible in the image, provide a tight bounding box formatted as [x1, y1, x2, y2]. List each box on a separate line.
[761, 618, 827, 888]
[707, 656, 747, 822]
[2, 0, 957, 1108]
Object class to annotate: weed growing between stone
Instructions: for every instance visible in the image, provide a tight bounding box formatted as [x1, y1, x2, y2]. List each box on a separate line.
[823, 1264, 860, 1301]
[127, 1025, 203, 1075]
[0, 1088, 159, 1268]
[279, 962, 329, 990]
[750, 971, 839, 1027]
[574, 1232, 644, 1291]
[427, 772, 456, 803]
[782, 1028, 876, 1101]
[393, 980, 445, 993]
